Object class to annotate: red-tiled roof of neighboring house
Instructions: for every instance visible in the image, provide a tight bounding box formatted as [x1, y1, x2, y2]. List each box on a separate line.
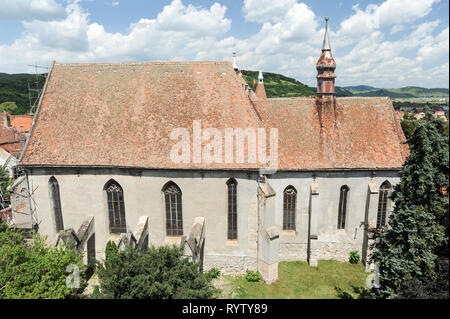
[9, 115, 33, 133]
[20, 61, 408, 171]
[0, 112, 20, 155]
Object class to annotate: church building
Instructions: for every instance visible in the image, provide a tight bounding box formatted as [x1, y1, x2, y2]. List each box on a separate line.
[15, 18, 408, 283]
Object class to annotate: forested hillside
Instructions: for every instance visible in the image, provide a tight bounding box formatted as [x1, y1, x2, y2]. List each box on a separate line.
[0, 73, 46, 114]
[241, 70, 316, 97]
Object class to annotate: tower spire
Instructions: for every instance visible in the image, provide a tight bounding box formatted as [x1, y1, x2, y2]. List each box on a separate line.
[255, 70, 266, 99]
[322, 17, 331, 50]
[258, 70, 263, 84]
[232, 51, 238, 71]
[316, 17, 336, 98]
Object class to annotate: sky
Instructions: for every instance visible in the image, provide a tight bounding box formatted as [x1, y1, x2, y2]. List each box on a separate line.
[0, 0, 448, 88]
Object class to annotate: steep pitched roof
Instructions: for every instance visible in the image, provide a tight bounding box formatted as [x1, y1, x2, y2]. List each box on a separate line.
[20, 61, 408, 171]
[253, 97, 408, 170]
[20, 61, 264, 169]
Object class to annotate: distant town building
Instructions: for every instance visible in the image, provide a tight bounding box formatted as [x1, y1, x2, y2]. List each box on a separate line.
[434, 110, 448, 121]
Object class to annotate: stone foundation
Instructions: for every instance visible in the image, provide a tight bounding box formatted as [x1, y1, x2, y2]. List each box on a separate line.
[279, 243, 308, 261]
[310, 241, 361, 262]
[258, 259, 278, 284]
[203, 254, 257, 275]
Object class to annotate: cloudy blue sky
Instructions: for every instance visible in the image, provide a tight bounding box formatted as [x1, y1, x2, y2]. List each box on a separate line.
[0, 0, 448, 88]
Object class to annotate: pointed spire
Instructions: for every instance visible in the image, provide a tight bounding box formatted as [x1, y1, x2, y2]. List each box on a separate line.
[316, 17, 336, 98]
[232, 51, 238, 71]
[255, 70, 266, 99]
[322, 17, 331, 51]
[258, 70, 263, 84]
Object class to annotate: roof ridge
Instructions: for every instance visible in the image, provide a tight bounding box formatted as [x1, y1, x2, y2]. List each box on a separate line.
[55, 61, 233, 67]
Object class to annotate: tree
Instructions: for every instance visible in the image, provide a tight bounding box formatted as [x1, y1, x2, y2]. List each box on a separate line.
[396, 257, 448, 299]
[0, 101, 18, 114]
[401, 111, 449, 141]
[0, 166, 12, 198]
[96, 244, 218, 299]
[0, 225, 86, 298]
[370, 106, 449, 299]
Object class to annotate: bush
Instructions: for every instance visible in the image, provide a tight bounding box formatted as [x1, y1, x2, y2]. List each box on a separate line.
[95, 244, 218, 299]
[208, 267, 221, 279]
[245, 270, 262, 282]
[0, 101, 18, 113]
[349, 250, 360, 264]
[0, 225, 86, 299]
[105, 240, 118, 262]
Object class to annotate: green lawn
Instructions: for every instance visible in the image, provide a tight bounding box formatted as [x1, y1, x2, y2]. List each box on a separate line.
[219, 260, 370, 299]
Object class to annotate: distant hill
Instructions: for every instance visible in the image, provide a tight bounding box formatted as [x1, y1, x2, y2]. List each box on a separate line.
[341, 85, 449, 99]
[343, 85, 377, 90]
[241, 71, 448, 99]
[0, 72, 46, 114]
[241, 70, 316, 98]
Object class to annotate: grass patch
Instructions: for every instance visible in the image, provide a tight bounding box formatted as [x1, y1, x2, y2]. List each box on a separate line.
[223, 260, 369, 299]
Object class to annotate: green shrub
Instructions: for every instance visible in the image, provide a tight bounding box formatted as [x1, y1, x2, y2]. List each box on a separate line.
[0, 225, 86, 299]
[245, 270, 262, 282]
[208, 267, 221, 279]
[349, 250, 360, 264]
[95, 245, 218, 299]
[0, 101, 18, 113]
[104, 240, 118, 262]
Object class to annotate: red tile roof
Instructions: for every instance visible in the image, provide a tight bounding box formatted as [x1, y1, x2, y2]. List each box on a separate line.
[20, 61, 408, 171]
[9, 115, 33, 133]
[254, 97, 408, 169]
[0, 112, 20, 155]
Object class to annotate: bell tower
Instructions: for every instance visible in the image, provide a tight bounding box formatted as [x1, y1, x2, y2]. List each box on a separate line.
[316, 17, 336, 98]
[316, 17, 337, 125]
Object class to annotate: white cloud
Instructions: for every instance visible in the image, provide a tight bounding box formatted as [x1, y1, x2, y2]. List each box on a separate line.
[22, 3, 90, 51]
[335, 0, 440, 47]
[156, 0, 231, 37]
[111, 1, 119, 6]
[242, 0, 296, 23]
[0, 0, 66, 21]
[0, 0, 232, 71]
[390, 25, 404, 35]
[0, 0, 447, 88]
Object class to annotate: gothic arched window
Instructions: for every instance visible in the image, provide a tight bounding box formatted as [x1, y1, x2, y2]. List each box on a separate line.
[49, 176, 64, 232]
[377, 181, 392, 230]
[163, 182, 183, 236]
[283, 186, 297, 231]
[338, 185, 349, 229]
[105, 180, 126, 233]
[227, 178, 238, 240]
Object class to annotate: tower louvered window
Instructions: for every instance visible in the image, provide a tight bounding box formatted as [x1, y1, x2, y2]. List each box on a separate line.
[105, 180, 126, 233]
[49, 177, 64, 232]
[164, 182, 183, 236]
[338, 185, 349, 229]
[283, 186, 297, 231]
[227, 179, 237, 240]
[376, 181, 391, 230]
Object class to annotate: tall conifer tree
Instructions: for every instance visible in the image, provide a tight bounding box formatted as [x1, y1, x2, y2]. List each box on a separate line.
[371, 107, 449, 298]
